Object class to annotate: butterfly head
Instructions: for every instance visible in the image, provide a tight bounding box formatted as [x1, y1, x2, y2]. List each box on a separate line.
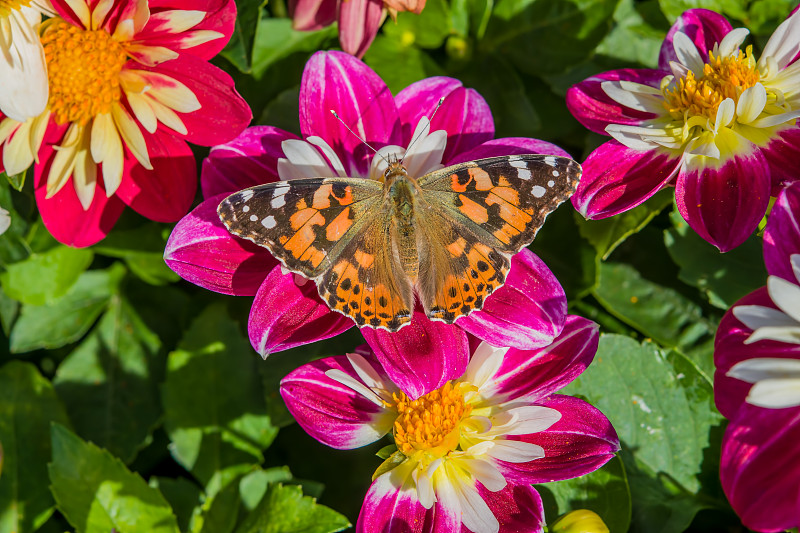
[384, 153, 409, 184]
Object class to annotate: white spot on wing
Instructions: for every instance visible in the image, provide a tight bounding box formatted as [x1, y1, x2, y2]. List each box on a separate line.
[250, 214, 258, 222]
[517, 168, 532, 180]
[262, 216, 277, 229]
[510, 159, 527, 169]
[508, 155, 522, 161]
[241, 190, 254, 201]
[547, 180, 555, 187]
[271, 196, 286, 208]
[242, 205, 250, 212]
[544, 156, 557, 167]
[531, 185, 546, 198]
[552, 170, 560, 177]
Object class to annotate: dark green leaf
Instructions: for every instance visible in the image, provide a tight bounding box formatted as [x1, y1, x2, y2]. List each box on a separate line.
[0, 245, 93, 305]
[364, 35, 444, 95]
[162, 304, 278, 488]
[250, 18, 337, 79]
[53, 296, 163, 463]
[384, 0, 451, 48]
[48, 424, 180, 533]
[195, 475, 242, 533]
[595, 0, 665, 68]
[657, 0, 746, 22]
[240, 467, 294, 511]
[3, 169, 26, 192]
[9, 264, 125, 353]
[93, 224, 179, 286]
[538, 455, 631, 533]
[0, 285, 19, 336]
[0, 362, 70, 533]
[221, 0, 269, 72]
[150, 477, 203, 533]
[664, 210, 766, 309]
[235, 484, 350, 533]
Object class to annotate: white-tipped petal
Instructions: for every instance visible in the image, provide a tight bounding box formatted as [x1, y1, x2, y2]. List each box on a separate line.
[728, 358, 800, 383]
[791, 255, 800, 284]
[759, 8, 800, 72]
[718, 28, 750, 57]
[600, 80, 666, 113]
[714, 98, 736, 129]
[91, 113, 124, 196]
[126, 91, 158, 133]
[672, 32, 706, 75]
[46, 124, 82, 197]
[72, 144, 97, 210]
[147, 9, 206, 33]
[412, 466, 436, 508]
[345, 353, 396, 403]
[0, 207, 10, 235]
[147, 98, 187, 135]
[484, 439, 545, 463]
[306, 136, 347, 177]
[369, 145, 404, 180]
[768, 276, 800, 323]
[605, 124, 663, 151]
[746, 378, 800, 408]
[464, 343, 507, 391]
[736, 84, 767, 124]
[3, 118, 35, 176]
[279, 139, 335, 180]
[324, 369, 388, 408]
[403, 119, 446, 178]
[110, 104, 152, 170]
[0, 10, 48, 122]
[734, 304, 799, 333]
[492, 406, 562, 435]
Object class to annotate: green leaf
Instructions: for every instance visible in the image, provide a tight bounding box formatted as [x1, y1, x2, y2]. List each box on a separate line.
[383, 0, 451, 48]
[235, 484, 350, 533]
[150, 477, 202, 533]
[364, 36, 444, 95]
[577, 190, 673, 260]
[0, 285, 19, 336]
[162, 304, 278, 488]
[93, 224, 179, 286]
[0, 245, 93, 305]
[538, 455, 631, 533]
[657, 0, 747, 22]
[0, 362, 70, 533]
[193, 474, 242, 533]
[220, 0, 268, 72]
[664, 210, 767, 309]
[48, 424, 180, 533]
[239, 467, 294, 511]
[9, 264, 125, 353]
[595, 0, 665, 68]
[250, 18, 337, 79]
[561, 335, 725, 530]
[53, 295, 163, 463]
[481, 0, 619, 74]
[3, 169, 26, 192]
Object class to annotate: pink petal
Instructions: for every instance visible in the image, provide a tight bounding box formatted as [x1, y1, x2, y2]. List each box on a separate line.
[456, 249, 567, 350]
[764, 182, 800, 281]
[477, 483, 544, 533]
[143, 55, 251, 146]
[361, 311, 469, 400]
[138, 0, 237, 59]
[713, 289, 800, 420]
[248, 266, 354, 356]
[280, 354, 394, 449]
[721, 403, 800, 532]
[201, 126, 298, 199]
[299, 51, 400, 177]
[447, 137, 571, 165]
[290, 0, 337, 31]
[164, 194, 277, 295]
[497, 394, 619, 485]
[658, 9, 733, 70]
[34, 158, 126, 248]
[675, 150, 770, 253]
[115, 129, 196, 223]
[337, 0, 383, 58]
[566, 69, 667, 135]
[50, 0, 88, 28]
[762, 126, 800, 192]
[358, 474, 460, 533]
[395, 77, 494, 163]
[478, 316, 599, 405]
[572, 140, 681, 219]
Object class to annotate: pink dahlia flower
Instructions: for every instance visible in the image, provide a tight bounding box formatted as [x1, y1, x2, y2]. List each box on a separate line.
[0, 0, 252, 247]
[281, 314, 619, 533]
[165, 50, 572, 356]
[714, 182, 800, 531]
[289, 0, 424, 58]
[567, 8, 800, 252]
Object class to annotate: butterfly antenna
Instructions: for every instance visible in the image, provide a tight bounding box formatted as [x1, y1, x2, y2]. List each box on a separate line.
[402, 96, 446, 162]
[330, 110, 390, 165]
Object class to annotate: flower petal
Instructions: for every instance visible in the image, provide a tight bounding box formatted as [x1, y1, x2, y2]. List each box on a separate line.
[280, 354, 395, 449]
[289, 0, 336, 30]
[395, 77, 494, 163]
[764, 181, 800, 281]
[566, 69, 667, 136]
[477, 483, 545, 533]
[361, 311, 469, 400]
[337, 0, 383, 58]
[299, 51, 401, 177]
[114, 129, 196, 222]
[357, 472, 460, 533]
[248, 266, 354, 356]
[0, 9, 48, 122]
[34, 144, 125, 247]
[762, 127, 800, 192]
[457, 249, 568, 350]
[720, 403, 800, 533]
[138, 55, 251, 146]
[201, 126, 298, 199]
[675, 150, 770, 252]
[496, 394, 619, 485]
[658, 9, 733, 71]
[572, 140, 681, 219]
[447, 137, 571, 165]
[474, 316, 599, 406]
[758, 7, 800, 72]
[164, 194, 278, 295]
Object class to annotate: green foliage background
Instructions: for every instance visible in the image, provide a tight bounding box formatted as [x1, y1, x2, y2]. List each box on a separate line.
[0, 0, 795, 531]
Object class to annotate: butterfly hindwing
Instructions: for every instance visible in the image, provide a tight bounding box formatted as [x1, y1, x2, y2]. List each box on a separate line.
[415, 155, 580, 320]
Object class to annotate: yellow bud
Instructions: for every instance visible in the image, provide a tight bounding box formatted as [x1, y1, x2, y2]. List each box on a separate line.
[551, 510, 610, 533]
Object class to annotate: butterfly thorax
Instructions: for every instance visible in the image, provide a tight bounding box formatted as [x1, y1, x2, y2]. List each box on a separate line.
[385, 161, 420, 281]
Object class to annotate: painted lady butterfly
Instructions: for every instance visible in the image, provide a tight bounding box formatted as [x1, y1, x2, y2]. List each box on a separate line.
[218, 153, 580, 332]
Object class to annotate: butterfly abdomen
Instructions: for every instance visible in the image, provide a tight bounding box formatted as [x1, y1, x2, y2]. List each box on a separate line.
[388, 176, 420, 281]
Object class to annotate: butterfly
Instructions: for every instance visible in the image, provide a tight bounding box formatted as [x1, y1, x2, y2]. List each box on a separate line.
[218, 153, 580, 332]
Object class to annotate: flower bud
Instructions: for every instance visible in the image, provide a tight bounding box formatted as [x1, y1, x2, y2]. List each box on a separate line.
[551, 510, 610, 533]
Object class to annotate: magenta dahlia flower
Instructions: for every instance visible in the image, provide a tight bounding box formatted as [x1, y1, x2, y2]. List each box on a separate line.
[567, 8, 800, 252]
[714, 182, 800, 531]
[289, 0, 424, 58]
[281, 314, 619, 533]
[0, 0, 251, 247]
[165, 50, 572, 356]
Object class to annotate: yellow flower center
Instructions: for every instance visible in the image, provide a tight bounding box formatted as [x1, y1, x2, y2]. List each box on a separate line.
[41, 19, 128, 126]
[663, 47, 760, 121]
[0, 0, 30, 16]
[393, 381, 472, 455]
